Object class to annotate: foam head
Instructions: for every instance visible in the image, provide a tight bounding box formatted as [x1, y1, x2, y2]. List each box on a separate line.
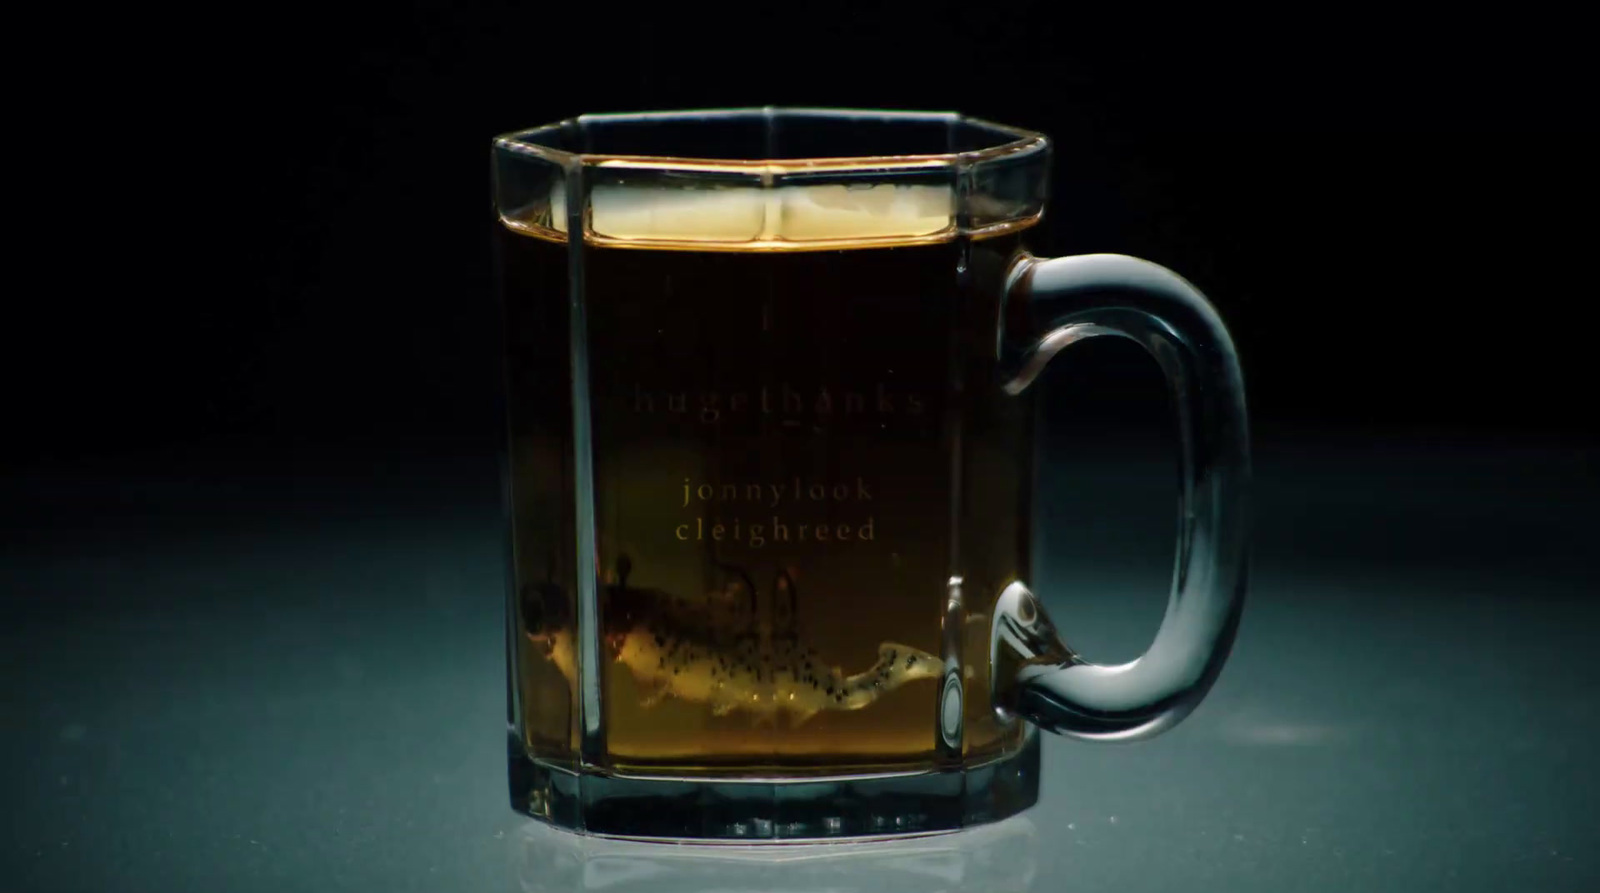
[548, 182, 956, 244]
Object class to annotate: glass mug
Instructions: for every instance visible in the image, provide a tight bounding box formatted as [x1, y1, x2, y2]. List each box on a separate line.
[493, 109, 1249, 840]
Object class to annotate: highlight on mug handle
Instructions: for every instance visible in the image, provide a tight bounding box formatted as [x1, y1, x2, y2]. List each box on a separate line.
[989, 253, 1250, 741]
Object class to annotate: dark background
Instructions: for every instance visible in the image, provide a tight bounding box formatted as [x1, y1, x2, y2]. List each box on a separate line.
[5, 6, 1598, 891]
[8, 5, 1596, 464]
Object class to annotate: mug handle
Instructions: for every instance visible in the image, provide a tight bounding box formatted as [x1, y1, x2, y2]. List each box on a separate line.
[989, 253, 1251, 740]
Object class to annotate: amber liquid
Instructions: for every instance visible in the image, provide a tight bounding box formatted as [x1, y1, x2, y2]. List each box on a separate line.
[500, 216, 1036, 776]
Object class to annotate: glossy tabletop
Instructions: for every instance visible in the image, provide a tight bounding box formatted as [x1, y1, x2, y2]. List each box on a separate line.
[4, 434, 1595, 892]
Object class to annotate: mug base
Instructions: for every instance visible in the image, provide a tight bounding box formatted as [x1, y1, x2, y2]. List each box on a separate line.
[509, 732, 1041, 841]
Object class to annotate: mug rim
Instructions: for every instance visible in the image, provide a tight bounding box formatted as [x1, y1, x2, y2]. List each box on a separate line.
[492, 107, 1049, 174]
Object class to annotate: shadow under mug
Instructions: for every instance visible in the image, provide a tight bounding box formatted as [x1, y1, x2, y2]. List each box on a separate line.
[494, 108, 1249, 840]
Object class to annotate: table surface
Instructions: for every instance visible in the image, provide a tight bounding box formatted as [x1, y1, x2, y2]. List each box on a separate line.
[4, 434, 1596, 892]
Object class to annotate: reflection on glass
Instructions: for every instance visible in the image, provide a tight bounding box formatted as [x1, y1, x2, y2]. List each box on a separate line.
[514, 814, 1039, 893]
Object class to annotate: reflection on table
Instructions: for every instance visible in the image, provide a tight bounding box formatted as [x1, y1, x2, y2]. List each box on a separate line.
[514, 814, 1039, 893]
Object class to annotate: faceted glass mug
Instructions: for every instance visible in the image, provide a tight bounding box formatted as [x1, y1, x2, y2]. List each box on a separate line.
[493, 109, 1249, 840]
